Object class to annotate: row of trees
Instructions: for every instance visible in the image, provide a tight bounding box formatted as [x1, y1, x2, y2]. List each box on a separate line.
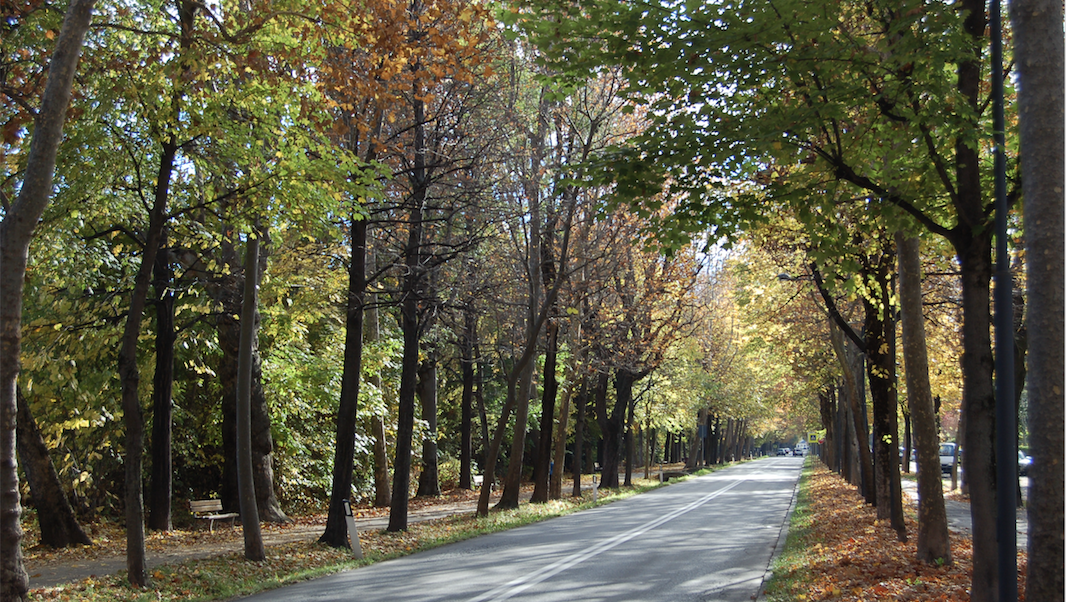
[515, 0, 1063, 599]
[0, 0, 798, 599]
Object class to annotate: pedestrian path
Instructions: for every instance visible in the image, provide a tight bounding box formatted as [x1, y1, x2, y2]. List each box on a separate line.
[26, 490, 533, 590]
[898, 478, 1028, 545]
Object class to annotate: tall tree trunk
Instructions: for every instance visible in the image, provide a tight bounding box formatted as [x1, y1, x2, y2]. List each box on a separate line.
[148, 231, 175, 532]
[319, 218, 366, 548]
[897, 232, 951, 564]
[366, 259, 391, 508]
[724, 418, 735, 463]
[530, 319, 560, 503]
[901, 410, 912, 474]
[118, 135, 178, 587]
[416, 350, 441, 498]
[475, 356, 489, 472]
[496, 90, 554, 510]
[217, 227, 287, 523]
[956, 233, 997, 600]
[953, 2, 999, 595]
[458, 308, 476, 490]
[818, 390, 836, 472]
[711, 415, 722, 465]
[685, 409, 704, 471]
[15, 389, 91, 548]
[496, 357, 536, 510]
[1012, 288, 1027, 508]
[0, 2, 94, 597]
[829, 317, 875, 504]
[598, 369, 632, 489]
[1012, 0, 1065, 596]
[550, 379, 572, 499]
[863, 267, 906, 542]
[623, 393, 636, 486]
[236, 234, 265, 561]
[571, 378, 589, 497]
[388, 187, 424, 531]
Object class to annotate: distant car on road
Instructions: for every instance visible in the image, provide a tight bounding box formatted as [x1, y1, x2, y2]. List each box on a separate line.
[1018, 451, 1032, 477]
[940, 443, 958, 475]
[777, 448, 791, 456]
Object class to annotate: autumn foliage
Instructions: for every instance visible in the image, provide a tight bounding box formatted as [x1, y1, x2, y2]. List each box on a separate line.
[767, 462, 1027, 602]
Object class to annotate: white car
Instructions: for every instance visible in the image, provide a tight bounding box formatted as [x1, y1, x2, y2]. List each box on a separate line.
[939, 443, 958, 474]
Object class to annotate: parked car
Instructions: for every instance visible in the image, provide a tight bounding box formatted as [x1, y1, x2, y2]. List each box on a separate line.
[1018, 451, 1032, 477]
[939, 442, 958, 475]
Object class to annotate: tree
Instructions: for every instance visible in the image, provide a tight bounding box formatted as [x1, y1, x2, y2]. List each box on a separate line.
[235, 231, 266, 561]
[1, 2, 95, 598]
[15, 388, 91, 548]
[897, 232, 951, 564]
[1011, 0, 1065, 597]
[587, 215, 700, 489]
[521, 0, 1016, 592]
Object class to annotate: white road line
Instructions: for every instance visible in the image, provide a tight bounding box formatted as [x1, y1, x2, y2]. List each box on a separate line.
[466, 479, 745, 602]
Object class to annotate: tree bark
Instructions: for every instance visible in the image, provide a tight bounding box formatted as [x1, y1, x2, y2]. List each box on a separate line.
[684, 407, 706, 471]
[366, 262, 391, 508]
[897, 232, 951, 564]
[956, 231, 998, 600]
[598, 369, 632, 489]
[818, 390, 836, 472]
[458, 308, 476, 490]
[217, 227, 287, 523]
[571, 378, 589, 497]
[530, 319, 560, 503]
[549, 378, 572, 499]
[118, 132, 180, 587]
[828, 316, 875, 504]
[863, 268, 906, 542]
[387, 189, 424, 531]
[951, 3, 1000, 596]
[624, 391, 636, 486]
[319, 217, 366, 548]
[236, 234, 265, 561]
[0, 2, 94, 597]
[416, 350, 441, 498]
[1012, 0, 1065, 597]
[15, 389, 91, 548]
[148, 230, 175, 532]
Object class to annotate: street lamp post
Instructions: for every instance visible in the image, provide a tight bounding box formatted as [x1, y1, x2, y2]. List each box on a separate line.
[990, 0, 1018, 598]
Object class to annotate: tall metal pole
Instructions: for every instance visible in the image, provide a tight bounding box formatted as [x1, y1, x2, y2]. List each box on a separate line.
[990, 0, 1017, 598]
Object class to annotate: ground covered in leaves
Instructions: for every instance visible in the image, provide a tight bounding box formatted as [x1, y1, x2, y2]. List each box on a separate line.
[763, 462, 1027, 601]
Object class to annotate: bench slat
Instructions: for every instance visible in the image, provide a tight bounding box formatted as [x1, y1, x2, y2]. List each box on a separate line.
[190, 499, 224, 513]
[190, 499, 238, 532]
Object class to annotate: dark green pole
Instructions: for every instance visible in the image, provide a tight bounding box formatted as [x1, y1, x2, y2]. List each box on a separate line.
[990, 0, 1017, 598]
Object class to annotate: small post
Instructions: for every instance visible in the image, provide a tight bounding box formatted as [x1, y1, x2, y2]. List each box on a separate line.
[659, 462, 664, 483]
[342, 499, 364, 559]
[592, 475, 599, 503]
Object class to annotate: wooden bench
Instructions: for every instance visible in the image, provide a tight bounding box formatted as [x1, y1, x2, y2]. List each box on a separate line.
[190, 499, 239, 532]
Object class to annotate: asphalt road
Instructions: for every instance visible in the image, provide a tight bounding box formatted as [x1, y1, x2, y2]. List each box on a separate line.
[239, 457, 803, 602]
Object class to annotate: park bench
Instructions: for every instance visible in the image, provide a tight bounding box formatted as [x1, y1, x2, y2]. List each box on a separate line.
[190, 499, 239, 532]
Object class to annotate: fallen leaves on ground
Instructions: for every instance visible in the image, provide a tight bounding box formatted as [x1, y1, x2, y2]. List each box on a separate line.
[771, 463, 1027, 602]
